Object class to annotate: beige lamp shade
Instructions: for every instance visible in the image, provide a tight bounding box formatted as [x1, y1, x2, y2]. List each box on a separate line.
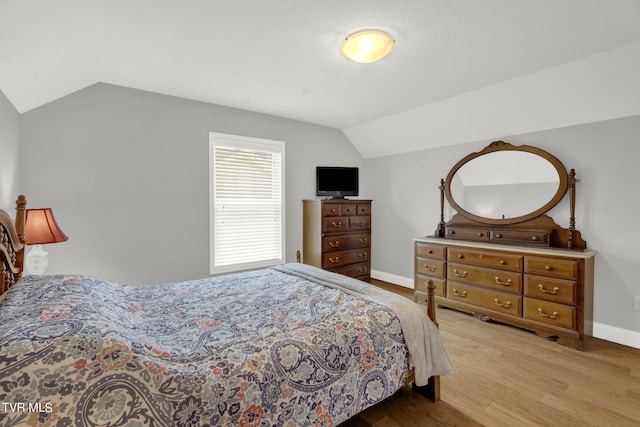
[25, 208, 69, 245]
[340, 29, 395, 63]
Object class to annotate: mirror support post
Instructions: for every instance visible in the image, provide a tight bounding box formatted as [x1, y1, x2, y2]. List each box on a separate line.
[435, 178, 446, 237]
[568, 169, 577, 249]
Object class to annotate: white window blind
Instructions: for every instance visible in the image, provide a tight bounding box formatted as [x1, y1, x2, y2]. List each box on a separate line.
[209, 133, 285, 274]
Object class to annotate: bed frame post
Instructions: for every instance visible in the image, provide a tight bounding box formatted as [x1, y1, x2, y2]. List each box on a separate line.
[0, 195, 26, 294]
[15, 195, 26, 275]
[16, 195, 26, 242]
[425, 280, 441, 400]
[427, 279, 438, 328]
[410, 279, 441, 401]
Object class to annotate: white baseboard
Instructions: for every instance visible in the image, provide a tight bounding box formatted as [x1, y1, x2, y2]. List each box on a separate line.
[593, 322, 640, 349]
[370, 269, 413, 289]
[370, 270, 640, 350]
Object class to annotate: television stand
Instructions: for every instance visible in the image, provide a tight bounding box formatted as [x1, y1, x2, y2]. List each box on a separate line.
[302, 199, 372, 282]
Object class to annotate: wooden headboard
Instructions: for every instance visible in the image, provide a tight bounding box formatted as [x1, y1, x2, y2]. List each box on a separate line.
[0, 195, 26, 295]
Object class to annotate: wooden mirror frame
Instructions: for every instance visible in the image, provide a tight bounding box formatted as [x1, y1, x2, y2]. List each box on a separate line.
[435, 141, 587, 250]
[444, 141, 569, 225]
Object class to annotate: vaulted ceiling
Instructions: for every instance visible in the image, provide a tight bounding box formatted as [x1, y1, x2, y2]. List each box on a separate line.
[2, 0, 640, 157]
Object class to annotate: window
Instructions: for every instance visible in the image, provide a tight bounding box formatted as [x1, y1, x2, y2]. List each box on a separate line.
[209, 132, 285, 274]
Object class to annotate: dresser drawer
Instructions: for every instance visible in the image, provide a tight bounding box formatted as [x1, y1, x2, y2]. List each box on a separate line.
[322, 203, 356, 217]
[322, 203, 341, 217]
[525, 256, 578, 280]
[415, 274, 446, 297]
[447, 283, 522, 316]
[448, 247, 522, 272]
[448, 263, 522, 293]
[524, 275, 577, 305]
[445, 226, 490, 241]
[356, 203, 371, 216]
[416, 242, 446, 261]
[328, 261, 369, 278]
[323, 233, 370, 252]
[349, 216, 370, 232]
[524, 298, 576, 330]
[416, 258, 446, 278]
[490, 228, 551, 246]
[323, 248, 369, 268]
[322, 216, 348, 233]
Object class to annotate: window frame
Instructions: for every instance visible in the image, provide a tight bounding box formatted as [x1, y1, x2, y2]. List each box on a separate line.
[209, 132, 285, 275]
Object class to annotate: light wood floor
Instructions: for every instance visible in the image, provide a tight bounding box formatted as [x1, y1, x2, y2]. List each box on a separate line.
[341, 280, 640, 427]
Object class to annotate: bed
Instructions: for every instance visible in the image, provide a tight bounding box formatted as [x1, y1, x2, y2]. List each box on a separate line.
[0, 196, 454, 426]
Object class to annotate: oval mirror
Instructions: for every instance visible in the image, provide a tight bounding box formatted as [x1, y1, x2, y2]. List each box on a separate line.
[445, 142, 569, 225]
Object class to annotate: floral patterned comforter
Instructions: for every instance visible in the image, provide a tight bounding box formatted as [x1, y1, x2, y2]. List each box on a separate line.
[0, 266, 432, 426]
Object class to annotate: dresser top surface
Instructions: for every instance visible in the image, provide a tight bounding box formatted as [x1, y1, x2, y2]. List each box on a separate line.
[415, 236, 597, 259]
[304, 199, 372, 203]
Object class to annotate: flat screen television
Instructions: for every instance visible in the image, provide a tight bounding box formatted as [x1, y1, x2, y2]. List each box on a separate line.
[316, 166, 359, 198]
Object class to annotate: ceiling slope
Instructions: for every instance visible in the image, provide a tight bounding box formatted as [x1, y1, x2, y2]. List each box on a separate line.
[345, 41, 640, 158]
[1, 0, 639, 156]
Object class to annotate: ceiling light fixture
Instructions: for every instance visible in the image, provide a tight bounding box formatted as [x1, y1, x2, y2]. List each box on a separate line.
[340, 29, 395, 63]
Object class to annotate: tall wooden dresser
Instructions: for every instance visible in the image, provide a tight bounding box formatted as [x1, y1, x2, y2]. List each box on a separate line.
[414, 237, 596, 350]
[302, 199, 371, 281]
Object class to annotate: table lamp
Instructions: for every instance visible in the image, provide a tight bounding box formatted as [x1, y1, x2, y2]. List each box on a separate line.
[25, 208, 68, 275]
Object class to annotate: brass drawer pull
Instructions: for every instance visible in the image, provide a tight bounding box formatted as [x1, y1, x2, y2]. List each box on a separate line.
[538, 284, 560, 294]
[424, 264, 437, 272]
[329, 257, 339, 264]
[329, 241, 340, 248]
[453, 289, 467, 297]
[499, 260, 506, 265]
[358, 267, 368, 273]
[358, 252, 368, 259]
[355, 221, 366, 226]
[495, 277, 513, 287]
[345, 208, 353, 213]
[494, 298, 512, 309]
[359, 238, 368, 244]
[544, 265, 553, 271]
[538, 308, 559, 319]
[331, 221, 343, 228]
[453, 269, 467, 278]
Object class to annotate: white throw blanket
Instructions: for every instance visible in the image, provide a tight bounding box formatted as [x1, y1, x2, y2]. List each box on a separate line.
[272, 263, 455, 386]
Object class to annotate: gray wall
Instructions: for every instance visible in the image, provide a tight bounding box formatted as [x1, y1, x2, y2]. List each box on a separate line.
[0, 89, 20, 212]
[19, 83, 367, 284]
[7, 82, 640, 342]
[365, 115, 640, 336]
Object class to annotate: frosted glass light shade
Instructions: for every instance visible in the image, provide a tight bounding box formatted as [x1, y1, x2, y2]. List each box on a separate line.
[340, 29, 395, 63]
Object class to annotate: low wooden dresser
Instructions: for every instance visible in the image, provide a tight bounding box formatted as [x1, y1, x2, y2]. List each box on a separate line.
[414, 237, 596, 350]
[302, 199, 371, 281]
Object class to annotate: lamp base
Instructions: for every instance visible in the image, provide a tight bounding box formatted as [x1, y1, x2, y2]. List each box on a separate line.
[26, 244, 49, 275]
